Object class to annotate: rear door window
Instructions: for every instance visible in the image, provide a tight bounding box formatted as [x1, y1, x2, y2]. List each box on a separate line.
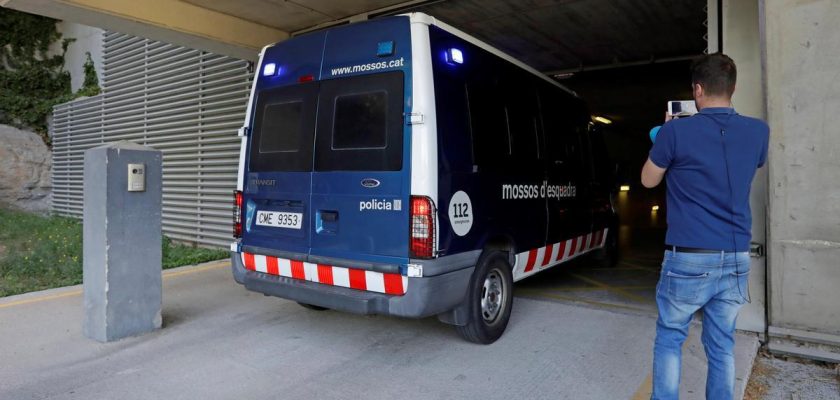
[315, 71, 404, 171]
[248, 81, 318, 172]
[332, 91, 388, 149]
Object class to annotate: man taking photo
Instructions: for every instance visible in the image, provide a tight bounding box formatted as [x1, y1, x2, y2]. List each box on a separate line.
[641, 53, 769, 400]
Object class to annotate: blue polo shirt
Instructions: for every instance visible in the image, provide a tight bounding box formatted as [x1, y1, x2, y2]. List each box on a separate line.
[650, 107, 769, 251]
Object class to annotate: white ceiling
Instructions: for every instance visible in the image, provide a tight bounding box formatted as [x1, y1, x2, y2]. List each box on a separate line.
[180, 0, 707, 71]
[181, 0, 413, 32]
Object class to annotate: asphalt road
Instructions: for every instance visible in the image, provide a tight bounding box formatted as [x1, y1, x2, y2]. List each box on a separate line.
[0, 258, 757, 400]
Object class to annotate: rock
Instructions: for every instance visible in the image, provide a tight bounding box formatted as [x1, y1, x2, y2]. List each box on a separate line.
[0, 124, 52, 213]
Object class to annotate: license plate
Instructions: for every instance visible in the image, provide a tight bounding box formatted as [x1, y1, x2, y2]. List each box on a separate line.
[255, 211, 303, 229]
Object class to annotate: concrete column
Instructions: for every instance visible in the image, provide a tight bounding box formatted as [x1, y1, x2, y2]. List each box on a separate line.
[763, 0, 840, 361]
[709, 0, 768, 333]
[83, 141, 163, 342]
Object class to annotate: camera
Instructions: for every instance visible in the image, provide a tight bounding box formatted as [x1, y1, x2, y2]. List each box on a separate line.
[667, 100, 697, 118]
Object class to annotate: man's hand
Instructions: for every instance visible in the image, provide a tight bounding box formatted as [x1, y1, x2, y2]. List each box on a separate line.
[664, 111, 674, 123]
[641, 158, 666, 188]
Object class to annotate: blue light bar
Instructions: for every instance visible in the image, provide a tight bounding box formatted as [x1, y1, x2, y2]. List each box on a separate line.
[445, 48, 464, 65]
[262, 63, 277, 76]
[377, 41, 395, 57]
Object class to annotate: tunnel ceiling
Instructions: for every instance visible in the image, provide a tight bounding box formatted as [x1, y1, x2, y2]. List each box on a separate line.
[183, 0, 708, 72]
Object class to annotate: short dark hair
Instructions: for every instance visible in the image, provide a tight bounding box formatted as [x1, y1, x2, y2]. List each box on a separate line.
[691, 53, 737, 97]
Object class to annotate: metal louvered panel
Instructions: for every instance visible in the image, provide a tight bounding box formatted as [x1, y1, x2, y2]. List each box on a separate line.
[51, 31, 253, 248]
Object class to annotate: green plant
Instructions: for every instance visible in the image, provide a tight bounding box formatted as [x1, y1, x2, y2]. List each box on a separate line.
[0, 8, 102, 145]
[0, 207, 228, 297]
[0, 8, 72, 144]
[75, 52, 101, 98]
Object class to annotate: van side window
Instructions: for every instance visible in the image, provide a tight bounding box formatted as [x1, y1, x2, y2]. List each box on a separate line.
[333, 91, 388, 150]
[466, 81, 510, 168]
[587, 126, 614, 184]
[541, 91, 575, 166]
[503, 80, 541, 161]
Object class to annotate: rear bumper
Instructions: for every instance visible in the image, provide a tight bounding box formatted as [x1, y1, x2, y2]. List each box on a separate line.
[231, 252, 474, 318]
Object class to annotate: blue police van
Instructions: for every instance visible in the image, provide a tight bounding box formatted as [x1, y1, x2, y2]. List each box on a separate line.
[230, 13, 618, 343]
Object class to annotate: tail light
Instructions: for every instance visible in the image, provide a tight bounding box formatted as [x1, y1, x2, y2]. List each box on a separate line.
[233, 190, 243, 238]
[410, 196, 435, 259]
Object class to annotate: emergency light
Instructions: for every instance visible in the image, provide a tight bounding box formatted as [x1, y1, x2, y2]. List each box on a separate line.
[445, 48, 464, 65]
[262, 63, 277, 76]
[377, 41, 395, 57]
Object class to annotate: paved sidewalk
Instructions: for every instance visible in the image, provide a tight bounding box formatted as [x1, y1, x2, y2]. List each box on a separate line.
[0, 260, 757, 400]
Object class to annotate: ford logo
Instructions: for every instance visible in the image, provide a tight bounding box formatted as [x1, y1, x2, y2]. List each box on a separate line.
[361, 178, 380, 188]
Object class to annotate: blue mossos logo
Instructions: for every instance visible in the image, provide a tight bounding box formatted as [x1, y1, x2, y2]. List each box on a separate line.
[361, 178, 381, 188]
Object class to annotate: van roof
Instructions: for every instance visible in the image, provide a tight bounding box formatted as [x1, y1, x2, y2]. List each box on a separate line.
[269, 12, 578, 98]
[404, 12, 578, 97]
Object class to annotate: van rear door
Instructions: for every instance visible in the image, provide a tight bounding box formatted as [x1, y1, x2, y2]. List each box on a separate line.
[242, 81, 319, 255]
[309, 71, 409, 263]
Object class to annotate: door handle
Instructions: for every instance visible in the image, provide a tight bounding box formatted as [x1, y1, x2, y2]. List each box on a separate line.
[320, 210, 338, 222]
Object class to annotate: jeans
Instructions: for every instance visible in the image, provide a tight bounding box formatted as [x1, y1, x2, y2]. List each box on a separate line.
[651, 250, 750, 400]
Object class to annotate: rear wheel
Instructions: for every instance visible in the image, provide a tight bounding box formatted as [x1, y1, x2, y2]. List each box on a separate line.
[297, 302, 329, 311]
[456, 251, 514, 344]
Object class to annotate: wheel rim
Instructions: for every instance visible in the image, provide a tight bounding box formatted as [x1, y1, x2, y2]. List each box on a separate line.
[480, 268, 506, 323]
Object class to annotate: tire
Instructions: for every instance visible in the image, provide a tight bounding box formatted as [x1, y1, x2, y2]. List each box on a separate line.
[456, 250, 514, 344]
[592, 228, 619, 268]
[297, 302, 329, 311]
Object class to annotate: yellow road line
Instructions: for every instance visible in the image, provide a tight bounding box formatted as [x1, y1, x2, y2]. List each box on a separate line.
[516, 289, 649, 313]
[569, 273, 653, 304]
[631, 373, 653, 400]
[162, 260, 229, 278]
[0, 261, 230, 309]
[0, 290, 83, 309]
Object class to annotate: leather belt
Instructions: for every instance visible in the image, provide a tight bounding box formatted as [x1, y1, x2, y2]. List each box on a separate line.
[665, 245, 723, 254]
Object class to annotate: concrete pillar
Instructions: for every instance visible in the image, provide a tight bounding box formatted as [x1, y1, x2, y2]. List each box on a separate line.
[83, 141, 162, 342]
[763, 0, 840, 361]
[709, 0, 768, 333]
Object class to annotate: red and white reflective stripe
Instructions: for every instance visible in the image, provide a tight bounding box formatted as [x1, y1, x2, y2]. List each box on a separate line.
[240, 252, 408, 295]
[513, 228, 609, 281]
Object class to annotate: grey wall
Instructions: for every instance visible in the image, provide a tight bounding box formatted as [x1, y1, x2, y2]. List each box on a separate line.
[764, 0, 840, 338]
[57, 22, 104, 93]
[710, 0, 768, 333]
[51, 31, 252, 248]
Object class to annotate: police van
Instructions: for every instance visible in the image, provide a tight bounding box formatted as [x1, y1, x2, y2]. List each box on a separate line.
[230, 13, 618, 344]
